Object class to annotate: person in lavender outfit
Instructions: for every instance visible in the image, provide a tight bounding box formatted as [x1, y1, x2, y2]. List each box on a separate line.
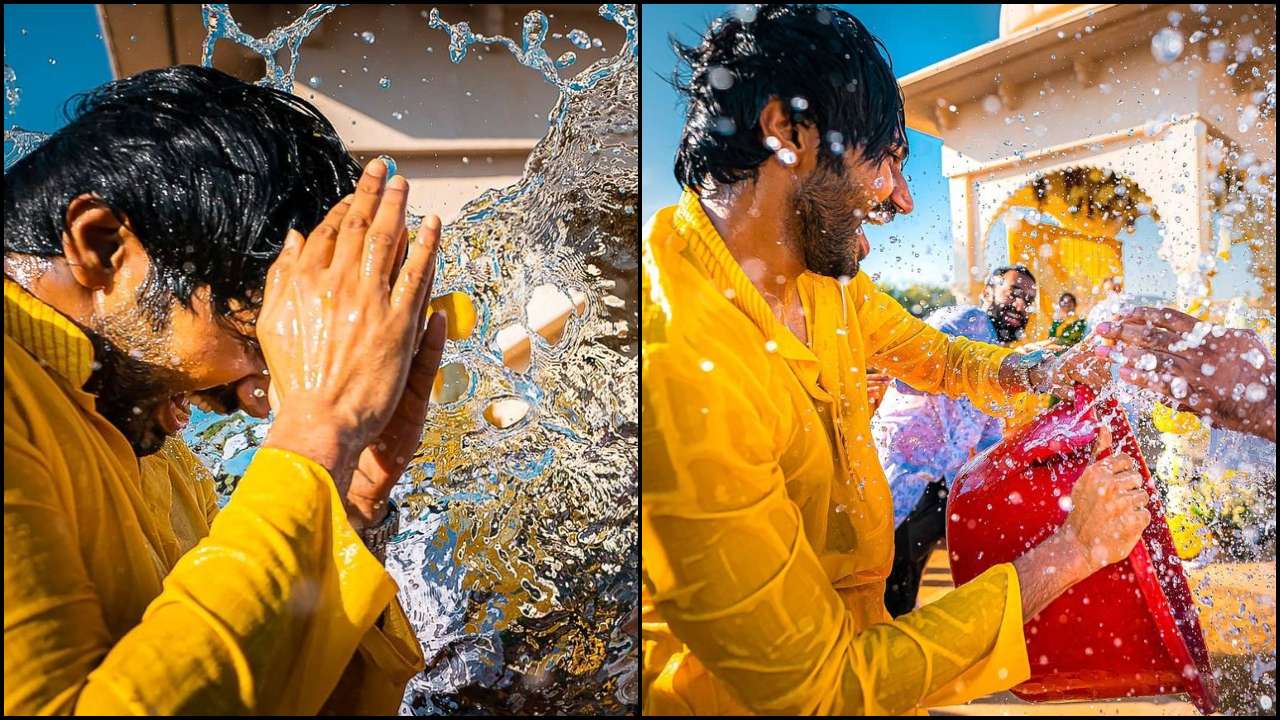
[873, 265, 1037, 616]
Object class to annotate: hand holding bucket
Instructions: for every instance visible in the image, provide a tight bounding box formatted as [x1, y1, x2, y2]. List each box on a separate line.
[947, 384, 1218, 713]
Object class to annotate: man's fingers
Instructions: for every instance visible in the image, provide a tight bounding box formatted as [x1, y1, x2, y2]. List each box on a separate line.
[299, 194, 353, 269]
[419, 311, 448, 379]
[361, 174, 409, 287]
[1110, 320, 1182, 353]
[1111, 344, 1194, 377]
[393, 214, 441, 314]
[332, 158, 388, 272]
[1092, 422, 1113, 460]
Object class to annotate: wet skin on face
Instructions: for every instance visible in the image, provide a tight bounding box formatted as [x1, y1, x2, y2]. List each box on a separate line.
[787, 141, 914, 280]
[14, 193, 274, 456]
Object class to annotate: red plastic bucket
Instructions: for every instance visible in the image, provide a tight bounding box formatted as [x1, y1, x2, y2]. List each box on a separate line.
[947, 385, 1217, 713]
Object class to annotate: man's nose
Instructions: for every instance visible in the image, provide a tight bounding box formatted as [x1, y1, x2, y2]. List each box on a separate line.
[234, 372, 272, 418]
[890, 165, 914, 215]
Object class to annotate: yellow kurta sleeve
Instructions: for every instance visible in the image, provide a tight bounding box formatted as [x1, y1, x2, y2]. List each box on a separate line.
[3, 423, 414, 715]
[643, 339, 1030, 715]
[162, 443, 423, 716]
[850, 274, 1016, 414]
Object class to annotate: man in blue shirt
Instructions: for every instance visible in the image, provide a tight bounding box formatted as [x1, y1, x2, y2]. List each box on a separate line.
[872, 265, 1038, 616]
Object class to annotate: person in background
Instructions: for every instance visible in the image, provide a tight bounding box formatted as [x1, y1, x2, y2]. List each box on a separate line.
[873, 266, 1037, 616]
[1050, 291, 1087, 347]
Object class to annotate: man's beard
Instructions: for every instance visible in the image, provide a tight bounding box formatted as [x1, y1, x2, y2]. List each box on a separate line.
[988, 306, 1029, 344]
[787, 160, 873, 280]
[82, 315, 187, 457]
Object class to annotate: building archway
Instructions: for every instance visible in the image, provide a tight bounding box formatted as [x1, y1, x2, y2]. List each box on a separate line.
[981, 166, 1167, 343]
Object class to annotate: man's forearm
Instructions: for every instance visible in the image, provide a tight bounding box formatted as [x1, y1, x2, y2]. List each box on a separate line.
[1011, 528, 1091, 620]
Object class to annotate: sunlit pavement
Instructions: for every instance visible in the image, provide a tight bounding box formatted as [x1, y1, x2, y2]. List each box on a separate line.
[921, 543, 1276, 716]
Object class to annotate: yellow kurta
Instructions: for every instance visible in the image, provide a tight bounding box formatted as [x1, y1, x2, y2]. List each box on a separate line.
[3, 279, 424, 715]
[641, 191, 1031, 715]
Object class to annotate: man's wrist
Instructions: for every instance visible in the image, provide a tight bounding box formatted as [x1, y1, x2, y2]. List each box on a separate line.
[263, 411, 360, 483]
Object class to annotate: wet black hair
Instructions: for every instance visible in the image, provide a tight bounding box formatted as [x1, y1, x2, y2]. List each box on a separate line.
[3, 64, 360, 329]
[989, 264, 1036, 286]
[1059, 291, 1077, 306]
[671, 4, 908, 193]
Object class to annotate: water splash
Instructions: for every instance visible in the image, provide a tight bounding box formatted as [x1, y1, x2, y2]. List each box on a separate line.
[189, 3, 639, 714]
[427, 4, 636, 124]
[199, 4, 343, 92]
[3, 63, 51, 172]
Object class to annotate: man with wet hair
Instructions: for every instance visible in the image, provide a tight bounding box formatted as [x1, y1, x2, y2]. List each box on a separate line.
[874, 265, 1038, 617]
[5, 65, 449, 713]
[642, 6, 1149, 715]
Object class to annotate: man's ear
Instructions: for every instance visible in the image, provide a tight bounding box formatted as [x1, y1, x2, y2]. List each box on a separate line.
[62, 194, 129, 290]
[758, 98, 819, 173]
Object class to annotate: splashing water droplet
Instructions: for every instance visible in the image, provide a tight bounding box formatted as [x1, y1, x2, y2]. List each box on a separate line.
[1151, 27, 1184, 64]
[307, 75, 321, 88]
[360, 30, 375, 44]
[567, 28, 591, 49]
[377, 76, 391, 90]
[375, 154, 396, 178]
[708, 65, 734, 90]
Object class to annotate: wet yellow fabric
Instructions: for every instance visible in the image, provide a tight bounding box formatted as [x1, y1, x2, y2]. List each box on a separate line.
[3, 279, 423, 715]
[641, 191, 1030, 715]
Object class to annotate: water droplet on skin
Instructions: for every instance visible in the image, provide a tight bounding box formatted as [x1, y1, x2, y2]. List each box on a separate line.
[251, 387, 266, 398]
[129, 34, 137, 43]
[1245, 383, 1267, 403]
[375, 154, 396, 177]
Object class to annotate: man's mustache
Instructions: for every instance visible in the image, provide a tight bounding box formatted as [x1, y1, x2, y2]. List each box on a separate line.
[866, 200, 898, 224]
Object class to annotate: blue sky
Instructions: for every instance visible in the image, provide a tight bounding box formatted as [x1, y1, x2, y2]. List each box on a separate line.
[640, 4, 1261, 297]
[4, 5, 112, 135]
